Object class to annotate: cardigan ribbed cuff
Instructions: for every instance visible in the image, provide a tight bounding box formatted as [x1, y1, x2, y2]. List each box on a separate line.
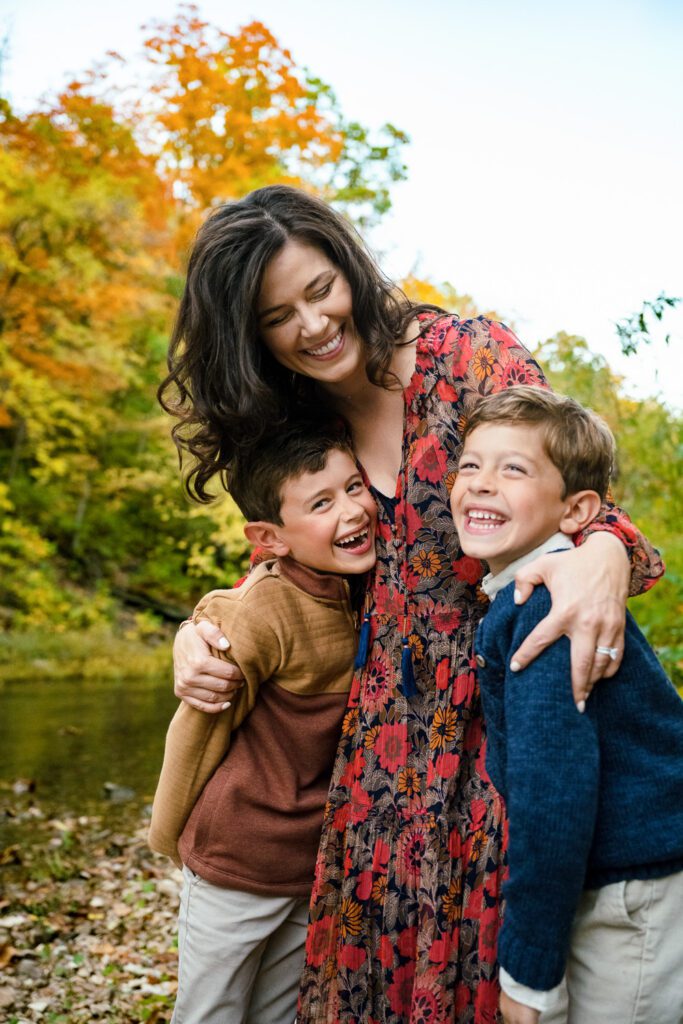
[497, 924, 567, 991]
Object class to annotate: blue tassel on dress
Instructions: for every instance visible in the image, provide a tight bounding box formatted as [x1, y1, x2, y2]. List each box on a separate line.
[401, 637, 418, 697]
[354, 613, 372, 670]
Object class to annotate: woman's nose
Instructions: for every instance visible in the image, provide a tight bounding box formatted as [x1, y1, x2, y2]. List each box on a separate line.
[298, 304, 329, 339]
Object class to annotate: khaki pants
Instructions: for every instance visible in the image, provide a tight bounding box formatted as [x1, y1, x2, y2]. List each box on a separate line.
[540, 871, 683, 1024]
[171, 866, 309, 1024]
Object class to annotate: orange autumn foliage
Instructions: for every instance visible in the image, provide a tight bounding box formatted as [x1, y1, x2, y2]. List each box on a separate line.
[0, 8, 408, 627]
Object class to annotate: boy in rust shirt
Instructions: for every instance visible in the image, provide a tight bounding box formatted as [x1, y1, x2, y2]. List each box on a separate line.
[149, 420, 376, 1024]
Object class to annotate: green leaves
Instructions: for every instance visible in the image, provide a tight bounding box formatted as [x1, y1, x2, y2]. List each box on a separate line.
[615, 293, 681, 356]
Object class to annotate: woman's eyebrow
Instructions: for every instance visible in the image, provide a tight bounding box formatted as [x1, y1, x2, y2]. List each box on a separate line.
[258, 271, 334, 319]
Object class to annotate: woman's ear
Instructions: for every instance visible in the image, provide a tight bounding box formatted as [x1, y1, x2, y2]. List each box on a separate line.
[559, 490, 603, 535]
[243, 521, 291, 557]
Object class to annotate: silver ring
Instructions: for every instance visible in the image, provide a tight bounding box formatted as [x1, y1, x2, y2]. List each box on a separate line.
[595, 645, 619, 661]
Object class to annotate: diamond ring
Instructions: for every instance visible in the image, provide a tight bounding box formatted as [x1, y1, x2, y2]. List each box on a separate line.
[595, 645, 619, 661]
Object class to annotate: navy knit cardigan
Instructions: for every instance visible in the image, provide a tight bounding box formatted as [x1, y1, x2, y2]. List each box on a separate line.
[476, 582, 683, 991]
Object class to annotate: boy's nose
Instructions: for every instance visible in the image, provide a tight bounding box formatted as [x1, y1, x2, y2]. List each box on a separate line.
[470, 471, 496, 494]
[340, 496, 365, 520]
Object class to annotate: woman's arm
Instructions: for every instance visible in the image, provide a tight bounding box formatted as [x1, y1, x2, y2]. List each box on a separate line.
[174, 617, 244, 713]
[456, 319, 664, 703]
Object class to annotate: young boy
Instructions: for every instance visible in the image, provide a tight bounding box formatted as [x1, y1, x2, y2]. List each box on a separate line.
[449, 387, 683, 1024]
[148, 420, 377, 1024]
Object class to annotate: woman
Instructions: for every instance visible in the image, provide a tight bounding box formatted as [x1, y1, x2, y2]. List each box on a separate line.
[161, 185, 662, 1024]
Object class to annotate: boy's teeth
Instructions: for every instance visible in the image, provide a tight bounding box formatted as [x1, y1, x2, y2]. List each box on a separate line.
[336, 529, 367, 548]
[469, 511, 505, 521]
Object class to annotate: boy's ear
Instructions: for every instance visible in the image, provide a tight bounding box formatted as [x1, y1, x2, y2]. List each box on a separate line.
[559, 490, 603, 535]
[243, 521, 291, 557]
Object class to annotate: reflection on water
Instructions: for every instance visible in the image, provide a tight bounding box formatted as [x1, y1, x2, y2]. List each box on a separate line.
[0, 675, 178, 826]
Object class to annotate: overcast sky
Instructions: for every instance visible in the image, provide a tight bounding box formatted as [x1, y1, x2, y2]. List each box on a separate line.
[2, 0, 681, 406]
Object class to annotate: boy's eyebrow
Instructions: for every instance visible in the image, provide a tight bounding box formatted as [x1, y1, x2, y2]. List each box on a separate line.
[301, 472, 361, 506]
[258, 271, 335, 319]
[459, 447, 539, 464]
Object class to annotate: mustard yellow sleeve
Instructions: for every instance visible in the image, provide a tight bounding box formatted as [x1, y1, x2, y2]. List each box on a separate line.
[147, 591, 282, 865]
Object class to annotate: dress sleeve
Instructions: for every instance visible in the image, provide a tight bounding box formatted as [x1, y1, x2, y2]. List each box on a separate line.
[452, 317, 664, 595]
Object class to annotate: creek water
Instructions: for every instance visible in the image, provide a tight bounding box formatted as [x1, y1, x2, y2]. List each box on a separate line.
[0, 675, 179, 848]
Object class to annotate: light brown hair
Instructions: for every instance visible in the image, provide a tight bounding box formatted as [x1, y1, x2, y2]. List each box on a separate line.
[462, 386, 615, 499]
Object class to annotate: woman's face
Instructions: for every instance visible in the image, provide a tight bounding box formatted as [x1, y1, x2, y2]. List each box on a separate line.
[257, 240, 366, 392]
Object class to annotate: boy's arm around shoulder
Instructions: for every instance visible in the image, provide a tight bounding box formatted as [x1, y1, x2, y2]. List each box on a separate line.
[484, 586, 601, 991]
[148, 589, 283, 866]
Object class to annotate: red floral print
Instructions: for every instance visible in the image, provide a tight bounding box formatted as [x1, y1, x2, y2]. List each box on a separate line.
[298, 316, 663, 1024]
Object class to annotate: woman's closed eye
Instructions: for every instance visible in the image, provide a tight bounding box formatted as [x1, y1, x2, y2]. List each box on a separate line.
[312, 281, 333, 301]
[263, 281, 333, 328]
[265, 309, 293, 328]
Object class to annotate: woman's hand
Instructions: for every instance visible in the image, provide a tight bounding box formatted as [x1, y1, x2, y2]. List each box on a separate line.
[511, 532, 630, 707]
[500, 991, 540, 1024]
[174, 619, 244, 712]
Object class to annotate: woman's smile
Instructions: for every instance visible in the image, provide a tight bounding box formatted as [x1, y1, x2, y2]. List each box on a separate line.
[302, 325, 345, 359]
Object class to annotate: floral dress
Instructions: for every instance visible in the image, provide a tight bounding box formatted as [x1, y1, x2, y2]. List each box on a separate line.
[297, 316, 663, 1024]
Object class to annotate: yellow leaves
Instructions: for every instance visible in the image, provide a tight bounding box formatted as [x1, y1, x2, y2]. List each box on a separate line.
[0, 9, 409, 633]
[400, 275, 501, 322]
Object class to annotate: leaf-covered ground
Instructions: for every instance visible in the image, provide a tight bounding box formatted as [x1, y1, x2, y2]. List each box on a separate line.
[0, 799, 180, 1024]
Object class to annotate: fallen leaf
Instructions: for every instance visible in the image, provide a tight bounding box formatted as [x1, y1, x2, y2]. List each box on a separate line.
[0, 944, 17, 969]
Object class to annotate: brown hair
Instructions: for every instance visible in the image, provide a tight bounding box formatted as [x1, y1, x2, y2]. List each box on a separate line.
[462, 386, 615, 499]
[158, 185, 442, 502]
[228, 418, 355, 525]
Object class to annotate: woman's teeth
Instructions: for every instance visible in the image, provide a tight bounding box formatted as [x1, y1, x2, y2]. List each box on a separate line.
[305, 329, 342, 356]
[335, 528, 368, 549]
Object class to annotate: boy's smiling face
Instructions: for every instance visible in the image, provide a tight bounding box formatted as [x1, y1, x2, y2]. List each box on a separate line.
[450, 422, 574, 575]
[253, 448, 377, 575]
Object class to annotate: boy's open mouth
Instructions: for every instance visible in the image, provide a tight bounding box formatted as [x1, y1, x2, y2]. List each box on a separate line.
[465, 509, 508, 532]
[334, 526, 371, 551]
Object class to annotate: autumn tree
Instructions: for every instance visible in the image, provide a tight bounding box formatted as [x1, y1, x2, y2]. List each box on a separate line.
[141, 6, 407, 242]
[0, 8, 407, 631]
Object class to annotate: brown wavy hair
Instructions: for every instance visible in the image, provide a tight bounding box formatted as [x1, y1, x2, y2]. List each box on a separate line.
[158, 185, 441, 501]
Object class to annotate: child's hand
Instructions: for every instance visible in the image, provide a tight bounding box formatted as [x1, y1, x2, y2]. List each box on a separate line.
[500, 990, 541, 1024]
[174, 620, 244, 712]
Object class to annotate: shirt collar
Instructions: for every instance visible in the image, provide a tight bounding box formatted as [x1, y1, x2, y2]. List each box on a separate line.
[481, 532, 574, 601]
[277, 555, 351, 602]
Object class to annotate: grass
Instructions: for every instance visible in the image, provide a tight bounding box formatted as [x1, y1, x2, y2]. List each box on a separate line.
[0, 625, 173, 683]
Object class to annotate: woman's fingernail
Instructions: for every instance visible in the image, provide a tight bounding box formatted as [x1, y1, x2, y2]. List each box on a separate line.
[217, 638, 229, 650]
[576, 700, 586, 714]
[510, 660, 521, 672]
[221, 701, 231, 710]
[513, 589, 522, 604]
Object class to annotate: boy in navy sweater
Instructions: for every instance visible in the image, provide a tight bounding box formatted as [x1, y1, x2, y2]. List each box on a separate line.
[450, 386, 683, 1024]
